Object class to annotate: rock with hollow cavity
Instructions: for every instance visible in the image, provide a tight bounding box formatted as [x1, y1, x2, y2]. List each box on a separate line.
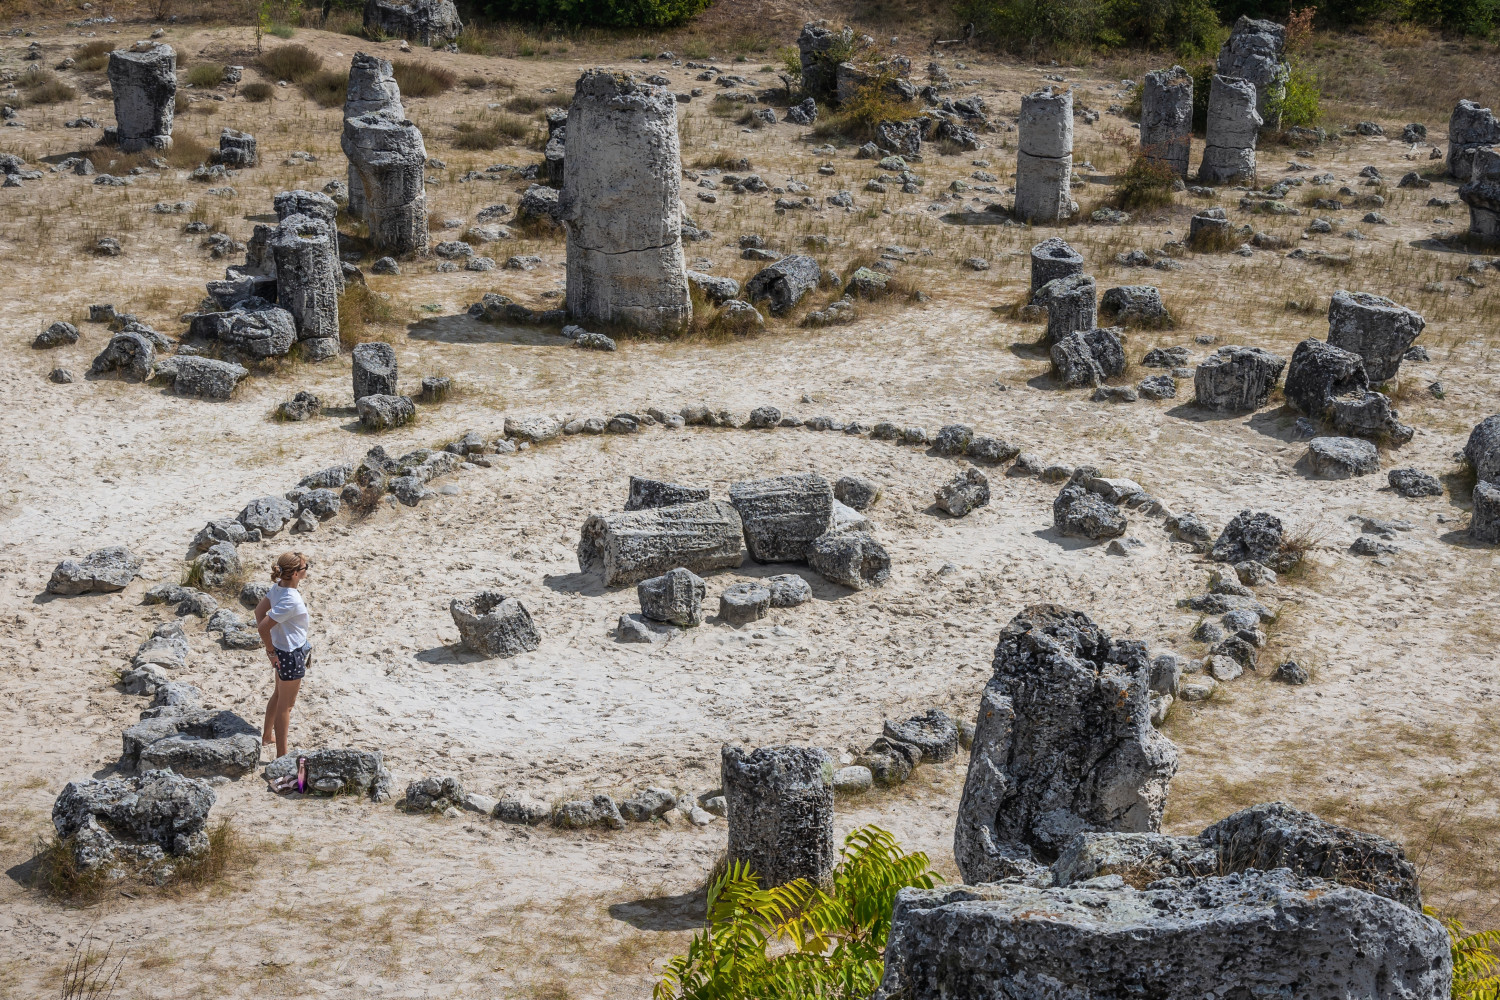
[559, 71, 690, 333]
[722, 744, 835, 888]
[1029, 237, 1083, 296]
[122, 709, 260, 778]
[450, 591, 540, 657]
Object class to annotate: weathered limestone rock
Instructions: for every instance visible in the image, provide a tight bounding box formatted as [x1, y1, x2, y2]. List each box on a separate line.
[1140, 66, 1193, 177]
[1100, 285, 1169, 326]
[106, 45, 175, 152]
[884, 709, 959, 762]
[1029, 237, 1083, 296]
[1053, 483, 1128, 540]
[1036, 272, 1096, 343]
[729, 473, 834, 562]
[450, 591, 540, 657]
[624, 476, 710, 510]
[122, 710, 261, 778]
[1284, 338, 1368, 418]
[559, 71, 690, 333]
[578, 500, 745, 586]
[1199, 74, 1261, 184]
[191, 299, 297, 359]
[807, 530, 889, 590]
[342, 112, 428, 256]
[797, 21, 845, 102]
[719, 582, 771, 627]
[1188, 206, 1231, 247]
[1473, 481, 1500, 543]
[357, 393, 415, 430]
[1460, 146, 1500, 244]
[1215, 16, 1289, 121]
[874, 870, 1450, 1000]
[637, 567, 705, 627]
[553, 793, 625, 830]
[270, 214, 341, 341]
[1051, 327, 1126, 388]
[215, 128, 257, 167]
[1307, 435, 1380, 478]
[722, 745, 835, 888]
[362, 0, 461, 45]
[1211, 510, 1283, 565]
[1447, 99, 1500, 179]
[1329, 389, 1414, 445]
[1327, 290, 1425, 382]
[344, 53, 404, 220]
[264, 748, 393, 800]
[1465, 414, 1500, 483]
[89, 331, 155, 381]
[53, 769, 215, 872]
[766, 573, 813, 607]
[1193, 345, 1285, 412]
[744, 255, 821, 315]
[158, 356, 249, 399]
[935, 467, 990, 517]
[48, 546, 142, 595]
[1014, 88, 1075, 223]
[352, 342, 398, 400]
[954, 605, 1177, 878]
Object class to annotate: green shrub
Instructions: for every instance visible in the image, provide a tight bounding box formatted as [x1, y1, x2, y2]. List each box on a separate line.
[485, 0, 711, 27]
[242, 81, 276, 102]
[957, 0, 1220, 55]
[1191, 61, 1214, 133]
[1267, 61, 1321, 129]
[655, 826, 939, 1000]
[1115, 155, 1178, 210]
[1432, 908, 1500, 1000]
[186, 63, 227, 88]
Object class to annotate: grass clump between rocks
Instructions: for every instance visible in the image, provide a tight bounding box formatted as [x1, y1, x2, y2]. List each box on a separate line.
[453, 113, 534, 149]
[21, 68, 76, 106]
[33, 819, 249, 905]
[301, 69, 348, 107]
[392, 60, 457, 98]
[1114, 155, 1178, 212]
[73, 39, 112, 72]
[185, 63, 226, 88]
[256, 43, 322, 84]
[339, 283, 397, 349]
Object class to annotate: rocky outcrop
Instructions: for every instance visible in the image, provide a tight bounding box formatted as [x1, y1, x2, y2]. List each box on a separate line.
[559, 71, 690, 334]
[344, 53, 404, 220]
[954, 605, 1177, 880]
[1327, 290, 1425, 382]
[1447, 99, 1500, 179]
[1193, 345, 1285, 412]
[270, 214, 341, 341]
[48, 546, 142, 595]
[121, 710, 261, 778]
[362, 0, 460, 45]
[53, 769, 215, 872]
[1215, 16, 1289, 121]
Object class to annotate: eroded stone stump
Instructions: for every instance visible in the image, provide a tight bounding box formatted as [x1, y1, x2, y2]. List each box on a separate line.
[344, 53, 404, 221]
[1199, 74, 1261, 185]
[343, 112, 428, 256]
[1460, 146, 1500, 244]
[1140, 66, 1193, 177]
[559, 71, 691, 333]
[106, 44, 175, 152]
[1014, 88, 1074, 223]
[722, 745, 835, 888]
[270, 214, 341, 342]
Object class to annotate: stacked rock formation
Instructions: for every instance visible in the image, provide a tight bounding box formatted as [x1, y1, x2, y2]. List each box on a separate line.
[269, 213, 341, 344]
[362, 0, 461, 45]
[1199, 74, 1261, 184]
[1140, 66, 1193, 177]
[1460, 146, 1500, 244]
[1029, 237, 1084, 298]
[106, 44, 176, 152]
[1215, 16, 1289, 122]
[954, 605, 1178, 880]
[343, 53, 404, 222]
[1447, 99, 1500, 179]
[559, 71, 691, 333]
[722, 745, 835, 888]
[1014, 88, 1075, 223]
[343, 111, 429, 256]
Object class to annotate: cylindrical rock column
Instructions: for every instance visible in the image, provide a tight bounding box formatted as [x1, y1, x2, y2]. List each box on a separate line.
[344, 53, 404, 221]
[1460, 146, 1500, 244]
[1014, 88, 1074, 224]
[342, 112, 428, 257]
[353, 342, 397, 400]
[1038, 273, 1096, 343]
[270, 215, 341, 342]
[1140, 66, 1193, 178]
[106, 44, 176, 152]
[274, 189, 344, 294]
[560, 70, 691, 333]
[722, 745, 835, 888]
[1029, 237, 1084, 298]
[1199, 75, 1261, 185]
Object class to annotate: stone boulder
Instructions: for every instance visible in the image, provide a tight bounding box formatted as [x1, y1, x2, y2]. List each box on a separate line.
[215, 127, 257, 167]
[1216, 15, 1289, 119]
[954, 604, 1177, 879]
[620, 786, 677, 822]
[362, 0, 461, 45]
[834, 474, 880, 510]
[1100, 285, 1169, 327]
[625, 475, 710, 511]
[53, 769, 215, 873]
[553, 794, 625, 830]
[89, 331, 155, 381]
[1139, 66, 1193, 177]
[1307, 436, 1380, 478]
[765, 573, 813, 607]
[1210, 510, 1282, 564]
[1465, 414, 1500, 484]
[883, 709, 959, 763]
[722, 744, 835, 888]
[450, 591, 540, 657]
[1472, 481, 1500, 543]
[578, 500, 745, 586]
[807, 530, 889, 590]
[1193, 345, 1285, 412]
[357, 393, 415, 431]
[33, 321, 78, 348]
[719, 581, 771, 627]
[728, 473, 834, 562]
[1329, 389, 1414, 445]
[1036, 272, 1096, 343]
[1199, 74, 1261, 185]
[264, 748, 393, 800]
[1389, 468, 1443, 498]
[191, 298, 297, 359]
[637, 567, 705, 627]
[1327, 290, 1425, 383]
[874, 870, 1450, 1000]
[1460, 146, 1500, 244]
[935, 467, 990, 517]
[1447, 99, 1500, 179]
[121, 709, 261, 778]
[352, 341, 398, 400]
[1050, 326, 1125, 388]
[158, 356, 248, 400]
[48, 546, 142, 595]
[238, 496, 295, 536]
[342, 112, 428, 256]
[1053, 484, 1127, 540]
[1284, 338, 1368, 418]
[191, 540, 242, 589]
[743, 255, 821, 315]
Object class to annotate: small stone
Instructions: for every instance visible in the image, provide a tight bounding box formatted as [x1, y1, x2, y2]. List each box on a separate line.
[1274, 660, 1310, 685]
[719, 582, 771, 627]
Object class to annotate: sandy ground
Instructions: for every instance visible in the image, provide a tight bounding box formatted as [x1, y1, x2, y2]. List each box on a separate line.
[1, 6, 1499, 999]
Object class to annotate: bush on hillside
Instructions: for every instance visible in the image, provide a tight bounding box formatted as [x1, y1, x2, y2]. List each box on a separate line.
[485, 0, 712, 28]
[955, 0, 1221, 55]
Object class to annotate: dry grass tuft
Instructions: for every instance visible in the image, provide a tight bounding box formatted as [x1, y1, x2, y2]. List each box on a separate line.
[257, 44, 322, 84]
[73, 40, 113, 72]
[505, 92, 567, 114]
[35, 818, 258, 906]
[339, 283, 398, 349]
[300, 69, 348, 108]
[242, 81, 275, 103]
[1114, 155, 1177, 212]
[452, 113, 536, 150]
[21, 67, 76, 106]
[392, 60, 456, 98]
[185, 63, 226, 88]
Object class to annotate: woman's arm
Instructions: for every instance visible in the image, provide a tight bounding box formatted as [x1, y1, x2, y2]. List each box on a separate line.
[258, 611, 279, 667]
[253, 595, 271, 627]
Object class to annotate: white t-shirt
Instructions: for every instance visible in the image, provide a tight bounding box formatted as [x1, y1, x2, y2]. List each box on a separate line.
[267, 584, 310, 652]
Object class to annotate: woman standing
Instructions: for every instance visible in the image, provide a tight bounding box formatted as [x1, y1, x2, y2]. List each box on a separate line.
[256, 552, 312, 760]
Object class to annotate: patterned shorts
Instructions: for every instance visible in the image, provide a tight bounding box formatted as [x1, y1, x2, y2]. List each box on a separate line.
[274, 644, 312, 682]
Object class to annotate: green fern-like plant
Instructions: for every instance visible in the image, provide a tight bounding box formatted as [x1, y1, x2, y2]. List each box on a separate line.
[1432, 908, 1500, 1000]
[655, 825, 939, 1000]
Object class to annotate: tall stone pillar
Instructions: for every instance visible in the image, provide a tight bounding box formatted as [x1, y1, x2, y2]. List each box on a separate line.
[1198, 75, 1261, 185]
[106, 44, 176, 152]
[1140, 66, 1193, 178]
[344, 53, 404, 221]
[270, 215, 341, 342]
[342, 112, 428, 257]
[1014, 88, 1074, 224]
[559, 70, 691, 333]
[722, 745, 835, 888]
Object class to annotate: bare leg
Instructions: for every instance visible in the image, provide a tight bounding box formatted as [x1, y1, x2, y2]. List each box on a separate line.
[273, 677, 302, 759]
[262, 682, 281, 747]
